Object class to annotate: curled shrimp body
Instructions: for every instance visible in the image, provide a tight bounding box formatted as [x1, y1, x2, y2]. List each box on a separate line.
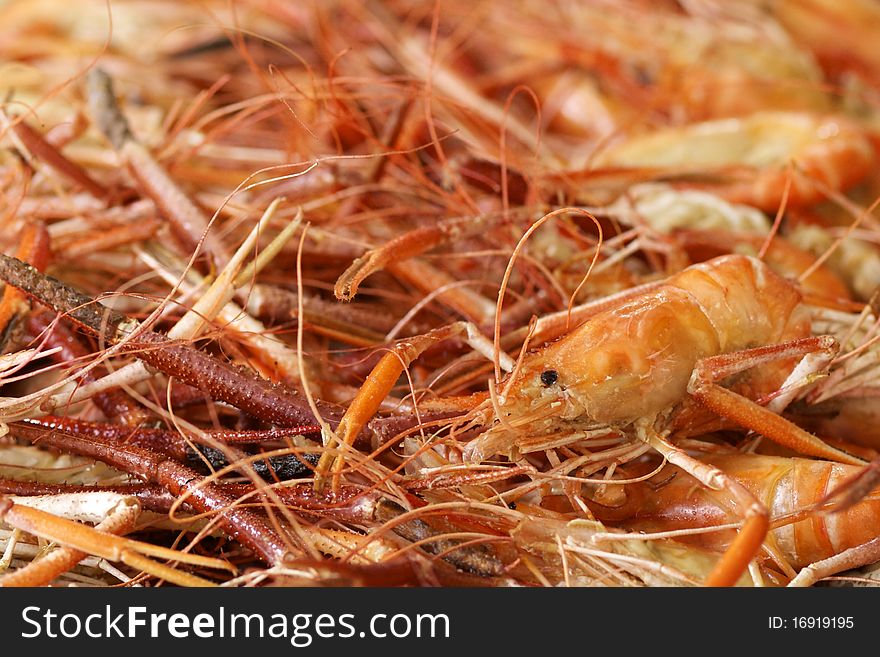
[594, 112, 874, 211]
[673, 229, 854, 304]
[627, 454, 880, 575]
[467, 254, 810, 460]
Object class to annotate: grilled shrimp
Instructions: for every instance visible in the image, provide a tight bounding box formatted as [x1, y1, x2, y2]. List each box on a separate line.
[465, 253, 847, 462]
[450, 253, 866, 586]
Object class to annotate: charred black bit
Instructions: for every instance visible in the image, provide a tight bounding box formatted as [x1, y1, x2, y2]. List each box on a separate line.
[186, 445, 320, 481]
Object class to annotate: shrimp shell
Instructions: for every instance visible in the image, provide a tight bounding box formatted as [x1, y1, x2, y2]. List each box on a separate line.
[629, 454, 880, 570]
[595, 112, 874, 211]
[467, 255, 809, 460]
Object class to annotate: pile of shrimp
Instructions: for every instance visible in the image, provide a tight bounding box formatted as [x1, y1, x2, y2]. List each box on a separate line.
[0, 0, 878, 587]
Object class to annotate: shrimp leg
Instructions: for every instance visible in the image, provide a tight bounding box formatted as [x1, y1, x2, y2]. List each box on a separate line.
[315, 321, 511, 491]
[0, 494, 141, 587]
[688, 336, 865, 466]
[0, 497, 234, 586]
[788, 536, 880, 587]
[672, 336, 864, 585]
[641, 430, 768, 587]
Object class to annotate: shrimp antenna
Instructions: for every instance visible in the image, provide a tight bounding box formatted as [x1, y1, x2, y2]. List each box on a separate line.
[493, 207, 603, 385]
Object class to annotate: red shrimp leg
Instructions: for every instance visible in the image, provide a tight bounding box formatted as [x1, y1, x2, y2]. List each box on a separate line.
[0, 253, 338, 429]
[10, 118, 111, 201]
[8, 421, 295, 566]
[688, 336, 865, 466]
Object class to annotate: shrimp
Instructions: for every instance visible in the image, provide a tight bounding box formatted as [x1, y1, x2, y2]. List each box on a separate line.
[322, 253, 865, 585]
[765, 0, 880, 86]
[599, 183, 855, 303]
[495, 0, 829, 122]
[465, 254, 851, 458]
[456, 254, 864, 586]
[623, 453, 880, 585]
[593, 112, 874, 211]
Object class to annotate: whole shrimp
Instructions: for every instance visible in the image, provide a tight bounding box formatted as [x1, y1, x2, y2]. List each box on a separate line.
[457, 253, 865, 586]
[322, 253, 864, 586]
[464, 254, 855, 460]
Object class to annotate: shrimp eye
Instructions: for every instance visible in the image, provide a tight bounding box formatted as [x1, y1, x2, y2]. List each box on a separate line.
[540, 369, 558, 387]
